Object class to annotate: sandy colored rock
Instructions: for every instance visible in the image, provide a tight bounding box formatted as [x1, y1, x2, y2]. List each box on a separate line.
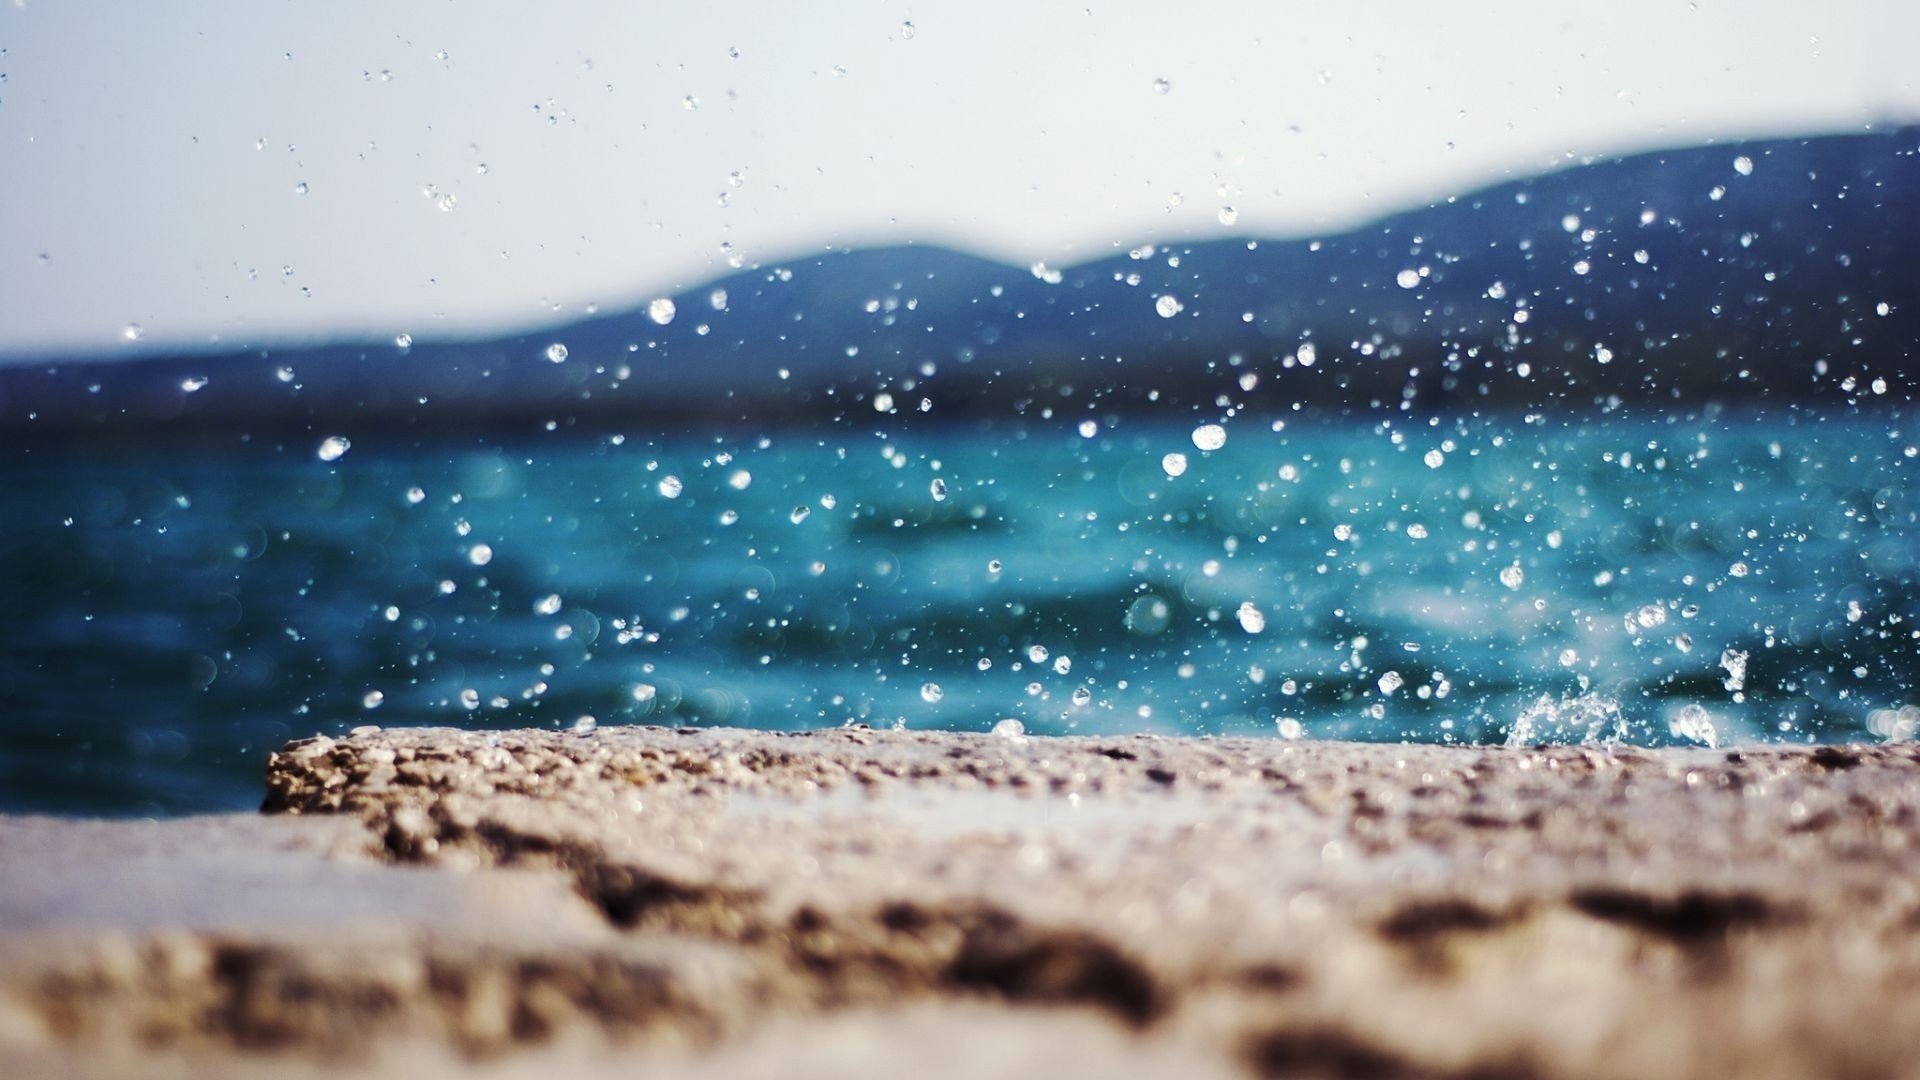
[4, 726, 1920, 1078]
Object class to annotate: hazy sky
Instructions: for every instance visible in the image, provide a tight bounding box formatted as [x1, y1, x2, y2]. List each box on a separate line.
[1, 0, 1915, 355]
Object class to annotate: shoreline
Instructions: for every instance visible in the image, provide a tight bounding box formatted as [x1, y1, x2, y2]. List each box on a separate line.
[4, 727, 1919, 1078]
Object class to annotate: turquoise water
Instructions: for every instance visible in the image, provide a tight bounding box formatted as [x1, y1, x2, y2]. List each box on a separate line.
[3, 409, 1916, 814]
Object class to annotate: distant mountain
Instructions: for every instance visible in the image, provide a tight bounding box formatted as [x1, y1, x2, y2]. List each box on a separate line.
[2, 127, 1914, 435]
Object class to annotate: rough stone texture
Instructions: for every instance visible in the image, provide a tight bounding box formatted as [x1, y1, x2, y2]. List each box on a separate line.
[5, 726, 1920, 1078]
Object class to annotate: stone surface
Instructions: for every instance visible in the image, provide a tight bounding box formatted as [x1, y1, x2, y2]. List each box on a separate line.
[5, 726, 1920, 1078]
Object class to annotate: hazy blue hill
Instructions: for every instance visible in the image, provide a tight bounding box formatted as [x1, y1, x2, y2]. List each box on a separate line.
[2, 127, 1913, 434]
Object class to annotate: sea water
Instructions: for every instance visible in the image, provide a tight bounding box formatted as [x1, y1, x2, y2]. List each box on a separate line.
[2, 409, 1915, 813]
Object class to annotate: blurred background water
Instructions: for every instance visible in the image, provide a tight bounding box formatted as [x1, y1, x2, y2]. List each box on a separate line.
[3, 408, 1914, 815]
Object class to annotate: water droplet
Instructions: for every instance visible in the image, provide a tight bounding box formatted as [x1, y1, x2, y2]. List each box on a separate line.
[1396, 268, 1422, 289]
[1121, 591, 1167, 634]
[1236, 602, 1266, 634]
[120, 324, 145, 343]
[1077, 419, 1099, 439]
[1733, 155, 1753, 176]
[317, 436, 351, 462]
[657, 475, 683, 498]
[900, 20, 916, 39]
[179, 376, 208, 393]
[789, 505, 812, 524]
[1719, 649, 1749, 693]
[992, 718, 1027, 740]
[405, 487, 426, 505]
[459, 689, 480, 710]
[1669, 703, 1717, 747]
[1155, 294, 1184, 318]
[1423, 448, 1445, 469]
[728, 469, 752, 490]
[1377, 672, 1404, 696]
[545, 342, 569, 363]
[1152, 77, 1171, 94]
[1499, 564, 1525, 590]
[920, 682, 943, 703]
[468, 543, 493, 566]
[394, 333, 412, 350]
[362, 690, 385, 709]
[647, 297, 676, 325]
[929, 477, 948, 502]
[1190, 424, 1227, 451]
[294, 181, 309, 196]
[571, 715, 598, 736]
[535, 594, 562, 616]
[1217, 206, 1238, 226]
[1027, 644, 1049, 664]
[1161, 452, 1188, 478]
[1867, 707, 1919, 742]
[1275, 717, 1303, 739]
[1071, 687, 1092, 706]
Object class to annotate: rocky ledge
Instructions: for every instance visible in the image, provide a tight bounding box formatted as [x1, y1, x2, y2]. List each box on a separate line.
[4, 727, 1919, 1078]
